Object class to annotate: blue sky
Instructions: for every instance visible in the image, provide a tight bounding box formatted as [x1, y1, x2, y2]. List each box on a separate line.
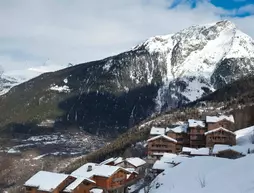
[0, 0, 253, 73]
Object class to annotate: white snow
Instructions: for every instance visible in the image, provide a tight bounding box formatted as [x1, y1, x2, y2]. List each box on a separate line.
[147, 135, 177, 143]
[72, 163, 128, 178]
[150, 127, 165, 135]
[99, 157, 124, 166]
[181, 147, 210, 156]
[63, 78, 68, 84]
[24, 171, 69, 191]
[50, 84, 70, 93]
[125, 158, 146, 168]
[64, 177, 95, 192]
[166, 124, 188, 133]
[235, 125, 254, 145]
[188, 119, 205, 128]
[90, 188, 104, 193]
[33, 154, 47, 160]
[147, 155, 254, 193]
[204, 127, 235, 135]
[152, 160, 175, 170]
[7, 148, 20, 154]
[212, 144, 254, 155]
[206, 115, 234, 123]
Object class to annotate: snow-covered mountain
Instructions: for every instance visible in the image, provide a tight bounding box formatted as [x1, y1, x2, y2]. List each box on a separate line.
[0, 60, 72, 95]
[0, 20, 254, 134]
[133, 20, 254, 111]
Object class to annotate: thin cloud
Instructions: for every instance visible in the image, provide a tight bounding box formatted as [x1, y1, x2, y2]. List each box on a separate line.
[0, 0, 253, 71]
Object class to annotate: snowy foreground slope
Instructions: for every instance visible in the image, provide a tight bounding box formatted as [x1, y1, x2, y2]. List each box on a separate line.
[144, 126, 254, 193]
[147, 155, 254, 193]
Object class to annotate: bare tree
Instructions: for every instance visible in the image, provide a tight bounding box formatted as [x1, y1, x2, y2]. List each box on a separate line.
[197, 174, 206, 188]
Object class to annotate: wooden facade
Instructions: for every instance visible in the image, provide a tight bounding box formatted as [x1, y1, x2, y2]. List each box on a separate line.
[205, 128, 236, 147]
[188, 126, 206, 148]
[91, 169, 128, 191]
[207, 119, 234, 131]
[147, 135, 177, 158]
[167, 131, 189, 152]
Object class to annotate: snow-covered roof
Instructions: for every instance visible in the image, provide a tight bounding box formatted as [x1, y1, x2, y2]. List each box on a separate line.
[147, 135, 177, 143]
[190, 148, 210, 156]
[150, 127, 165, 135]
[235, 125, 254, 145]
[181, 147, 210, 155]
[182, 147, 194, 153]
[212, 144, 254, 155]
[188, 119, 205, 128]
[204, 127, 236, 135]
[206, 115, 234, 123]
[166, 124, 188, 133]
[64, 177, 95, 192]
[71, 163, 129, 178]
[90, 188, 104, 193]
[24, 171, 69, 191]
[99, 157, 124, 166]
[152, 160, 175, 170]
[125, 157, 146, 167]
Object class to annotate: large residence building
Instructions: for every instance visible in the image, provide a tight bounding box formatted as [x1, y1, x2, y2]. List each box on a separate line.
[147, 115, 236, 158]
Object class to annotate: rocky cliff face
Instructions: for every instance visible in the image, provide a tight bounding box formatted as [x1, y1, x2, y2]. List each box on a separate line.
[1, 20, 254, 135]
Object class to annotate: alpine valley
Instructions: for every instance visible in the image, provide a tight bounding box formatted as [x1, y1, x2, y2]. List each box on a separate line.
[1, 20, 254, 135]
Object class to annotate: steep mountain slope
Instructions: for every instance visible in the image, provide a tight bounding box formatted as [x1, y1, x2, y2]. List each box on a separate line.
[1, 20, 254, 135]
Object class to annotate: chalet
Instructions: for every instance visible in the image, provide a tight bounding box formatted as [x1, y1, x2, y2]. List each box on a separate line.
[206, 115, 234, 131]
[188, 119, 206, 148]
[166, 124, 189, 152]
[24, 171, 76, 193]
[71, 163, 131, 192]
[123, 157, 146, 173]
[125, 169, 139, 182]
[152, 160, 174, 175]
[205, 127, 236, 147]
[147, 135, 177, 159]
[63, 177, 96, 193]
[212, 144, 244, 159]
[149, 127, 165, 138]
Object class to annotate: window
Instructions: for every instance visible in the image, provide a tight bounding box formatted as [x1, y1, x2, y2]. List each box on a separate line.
[26, 187, 32, 191]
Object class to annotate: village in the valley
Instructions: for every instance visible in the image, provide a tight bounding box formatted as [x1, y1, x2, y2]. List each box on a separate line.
[23, 114, 254, 193]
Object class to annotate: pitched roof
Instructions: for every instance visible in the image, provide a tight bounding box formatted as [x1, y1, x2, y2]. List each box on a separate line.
[147, 134, 177, 143]
[181, 147, 210, 155]
[206, 115, 234, 123]
[150, 127, 165, 135]
[212, 144, 254, 155]
[24, 171, 69, 191]
[99, 157, 124, 166]
[63, 177, 95, 192]
[188, 119, 205, 128]
[90, 188, 104, 193]
[152, 160, 175, 170]
[71, 163, 129, 178]
[166, 124, 188, 133]
[204, 127, 236, 136]
[125, 157, 146, 167]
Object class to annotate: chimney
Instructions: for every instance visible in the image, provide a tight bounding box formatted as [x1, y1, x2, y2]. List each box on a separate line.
[87, 165, 92, 172]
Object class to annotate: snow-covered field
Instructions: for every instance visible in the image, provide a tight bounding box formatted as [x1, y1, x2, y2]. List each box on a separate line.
[143, 125, 254, 193]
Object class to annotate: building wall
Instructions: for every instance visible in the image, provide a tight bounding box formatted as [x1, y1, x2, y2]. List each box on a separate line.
[189, 127, 206, 148]
[167, 132, 189, 152]
[207, 120, 234, 131]
[148, 138, 177, 156]
[206, 131, 236, 147]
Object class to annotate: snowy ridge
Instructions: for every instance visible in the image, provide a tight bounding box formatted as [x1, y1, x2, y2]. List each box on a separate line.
[133, 20, 254, 112]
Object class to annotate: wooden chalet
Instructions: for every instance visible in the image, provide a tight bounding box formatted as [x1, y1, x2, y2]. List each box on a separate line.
[24, 171, 94, 193]
[71, 163, 132, 193]
[212, 144, 244, 159]
[205, 127, 236, 147]
[188, 119, 206, 148]
[147, 135, 177, 159]
[122, 157, 146, 174]
[206, 115, 235, 131]
[99, 157, 124, 166]
[166, 124, 189, 152]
